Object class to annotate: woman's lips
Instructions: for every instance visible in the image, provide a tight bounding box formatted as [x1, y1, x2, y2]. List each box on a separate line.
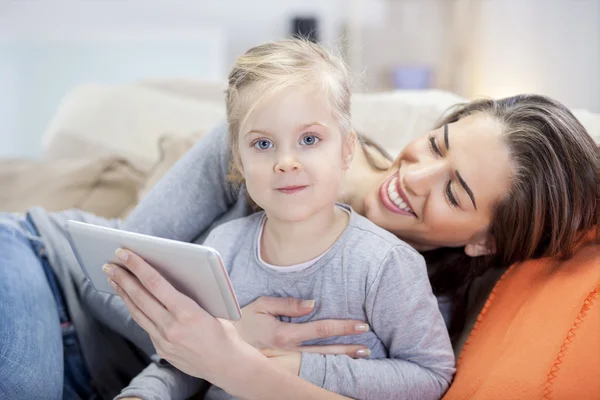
[379, 173, 416, 217]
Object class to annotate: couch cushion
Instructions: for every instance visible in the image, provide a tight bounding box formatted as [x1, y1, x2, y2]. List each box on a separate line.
[0, 156, 145, 218]
[42, 84, 225, 172]
[352, 90, 467, 154]
[443, 229, 600, 400]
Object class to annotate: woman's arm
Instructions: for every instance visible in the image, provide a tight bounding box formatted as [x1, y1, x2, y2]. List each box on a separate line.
[103, 249, 352, 400]
[123, 121, 236, 240]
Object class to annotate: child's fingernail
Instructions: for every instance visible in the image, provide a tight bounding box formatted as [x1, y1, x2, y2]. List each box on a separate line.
[108, 278, 118, 289]
[102, 264, 115, 277]
[355, 323, 370, 332]
[356, 348, 371, 358]
[301, 300, 316, 309]
[115, 248, 128, 261]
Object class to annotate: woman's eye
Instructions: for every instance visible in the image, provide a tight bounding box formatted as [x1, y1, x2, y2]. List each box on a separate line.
[446, 181, 460, 208]
[428, 134, 442, 157]
[254, 140, 273, 150]
[301, 135, 320, 146]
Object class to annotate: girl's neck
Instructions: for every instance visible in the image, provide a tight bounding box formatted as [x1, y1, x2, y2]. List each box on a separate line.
[261, 206, 349, 266]
[339, 142, 392, 215]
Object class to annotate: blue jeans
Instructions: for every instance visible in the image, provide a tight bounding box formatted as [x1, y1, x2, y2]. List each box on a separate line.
[0, 213, 97, 400]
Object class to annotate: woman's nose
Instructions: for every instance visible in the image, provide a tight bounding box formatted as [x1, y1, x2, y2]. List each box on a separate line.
[403, 160, 449, 196]
[274, 153, 301, 173]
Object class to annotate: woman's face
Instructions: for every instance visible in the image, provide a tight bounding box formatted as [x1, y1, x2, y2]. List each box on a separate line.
[362, 113, 512, 254]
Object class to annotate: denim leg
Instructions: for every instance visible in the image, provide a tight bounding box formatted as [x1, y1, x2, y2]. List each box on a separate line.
[0, 216, 63, 400]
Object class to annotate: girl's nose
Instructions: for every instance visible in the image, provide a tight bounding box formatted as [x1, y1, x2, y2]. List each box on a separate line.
[274, 153, 301, 173]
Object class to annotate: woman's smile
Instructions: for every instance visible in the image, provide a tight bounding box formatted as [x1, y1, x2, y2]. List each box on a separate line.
[379, 171, 417, 217]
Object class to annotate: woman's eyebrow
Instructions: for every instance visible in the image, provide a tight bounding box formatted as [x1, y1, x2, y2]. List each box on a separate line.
[444, 124, 449, 150]
[446, 124, 477, 210]
[456, 170, 477, 210]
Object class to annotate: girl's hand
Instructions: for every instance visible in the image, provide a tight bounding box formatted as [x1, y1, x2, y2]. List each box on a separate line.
[234, 296, 371, 358]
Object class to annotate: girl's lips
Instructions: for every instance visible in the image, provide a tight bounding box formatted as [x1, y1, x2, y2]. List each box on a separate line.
[378, 174, 416, 217]
[276, 185, 308, 194]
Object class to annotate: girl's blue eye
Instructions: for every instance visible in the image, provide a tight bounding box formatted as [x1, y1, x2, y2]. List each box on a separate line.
[301, 135, 320, 146]
[254, 140, 273, 150]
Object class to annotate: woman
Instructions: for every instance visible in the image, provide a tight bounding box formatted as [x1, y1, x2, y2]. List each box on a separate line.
[0, 93, 597, 400]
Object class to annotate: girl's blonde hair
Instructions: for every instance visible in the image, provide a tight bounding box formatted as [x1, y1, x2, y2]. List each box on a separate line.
[225, 38, 352, 184]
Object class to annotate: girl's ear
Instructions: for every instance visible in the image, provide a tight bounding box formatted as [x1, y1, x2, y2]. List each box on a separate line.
[464, 232, 497, 257]
[342, 129, 357, 170]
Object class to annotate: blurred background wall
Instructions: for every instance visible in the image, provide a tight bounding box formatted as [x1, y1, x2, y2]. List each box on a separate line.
[1, 0, 598, 157]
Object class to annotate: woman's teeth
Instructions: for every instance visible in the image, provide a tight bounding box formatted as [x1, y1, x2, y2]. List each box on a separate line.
[387, 177, 414, 214]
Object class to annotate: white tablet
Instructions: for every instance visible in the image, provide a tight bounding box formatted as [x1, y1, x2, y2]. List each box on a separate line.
[65, 220, 241, 320]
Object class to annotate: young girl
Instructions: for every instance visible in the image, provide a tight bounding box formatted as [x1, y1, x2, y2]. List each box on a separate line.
[105, 39, 455, 399]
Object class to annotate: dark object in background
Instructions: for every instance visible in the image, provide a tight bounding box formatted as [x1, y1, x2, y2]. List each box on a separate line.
[291, 16, 319, 42]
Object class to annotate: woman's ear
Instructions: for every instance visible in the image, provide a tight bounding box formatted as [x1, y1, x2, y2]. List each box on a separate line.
[464, 232, 497, 257]
[342, 130, 357, 170]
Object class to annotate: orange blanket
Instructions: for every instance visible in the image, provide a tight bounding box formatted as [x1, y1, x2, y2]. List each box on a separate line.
[444, 230, 600, 400]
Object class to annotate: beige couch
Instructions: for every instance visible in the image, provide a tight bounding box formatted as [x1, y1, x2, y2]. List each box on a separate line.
[3, 80, 598, 219]
[1, 81, 599, 397]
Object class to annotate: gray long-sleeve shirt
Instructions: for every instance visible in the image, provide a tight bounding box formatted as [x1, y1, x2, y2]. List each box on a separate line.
[28, 121, 454, 400]
[115, 208, 455, 400]
[208, 210, 455, 399]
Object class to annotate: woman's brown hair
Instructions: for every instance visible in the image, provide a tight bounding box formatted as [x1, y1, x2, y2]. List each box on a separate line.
[421, 94, 599, 337]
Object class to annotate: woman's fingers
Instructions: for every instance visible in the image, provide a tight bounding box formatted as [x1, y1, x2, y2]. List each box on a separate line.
[263, 344, 370, 359]
[113, 249, 196, 315]
[278, 319, 370, 345]
[298, 345, 371, 359]
[251, 296, 317, 318]
[260, 348, 296, 357]
[109, 277, 161, 339]
[105, 261, 174, 329]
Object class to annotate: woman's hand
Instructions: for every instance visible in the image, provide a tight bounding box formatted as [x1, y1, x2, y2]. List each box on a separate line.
[104, 249, 355, 400]
[103, 249, 370, 375]
[261, 348, 302, 376]
[105, 248, 371, 356]
[103, 249, 265, 388]
[235, 296, 371, 358]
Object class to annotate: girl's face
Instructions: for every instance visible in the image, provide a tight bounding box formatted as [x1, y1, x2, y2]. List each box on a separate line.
[362, 113, 513, 255]
[237, 86, 354, 223]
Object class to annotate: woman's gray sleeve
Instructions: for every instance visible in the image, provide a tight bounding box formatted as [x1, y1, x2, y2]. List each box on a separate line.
[113, 362, 207, 400]
[123, 121, 235, 241]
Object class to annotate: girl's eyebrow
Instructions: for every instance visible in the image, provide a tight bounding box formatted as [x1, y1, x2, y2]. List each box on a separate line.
[245, 121, 327, 137]
[244, 129, 272, 137]
[299, 121, 327, 129]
